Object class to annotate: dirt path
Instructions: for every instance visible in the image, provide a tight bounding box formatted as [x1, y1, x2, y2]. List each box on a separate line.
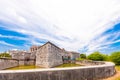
[104, 71, 120, 80]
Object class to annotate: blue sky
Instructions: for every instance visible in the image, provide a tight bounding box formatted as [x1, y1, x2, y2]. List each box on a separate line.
[0, 0, 120, 54]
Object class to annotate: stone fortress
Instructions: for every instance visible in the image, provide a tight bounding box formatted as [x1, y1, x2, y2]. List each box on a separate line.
[9, 42, 80, 68]
[0, 42, 115, 80]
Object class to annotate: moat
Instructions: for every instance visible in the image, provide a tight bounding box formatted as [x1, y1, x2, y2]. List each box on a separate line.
[6, 63, 81, 70]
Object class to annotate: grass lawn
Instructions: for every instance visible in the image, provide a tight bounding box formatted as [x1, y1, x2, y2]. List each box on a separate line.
[115, 66, 120, 80]
[6, 63, 81, 70]
[56, 63, 81, 68]
[116, 66, 120, 71]
[6, 65, 41, 70]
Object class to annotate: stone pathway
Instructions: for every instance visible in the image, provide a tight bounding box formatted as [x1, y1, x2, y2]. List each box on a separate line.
[104, 71, 120, 80]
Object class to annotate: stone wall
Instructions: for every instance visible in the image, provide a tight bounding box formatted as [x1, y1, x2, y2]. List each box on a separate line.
[10, 51, 36, 66]
[0, 58, 18, 70]
[24, 60, 35, 65]
[19, 59, 35, 65]
[11, 51, 31, 60]
[70, 52, 80, 59]
[0, 62, 115, 80]
[47, 42, 63, 67]
[76, 60, 105, 66]
[61, 50, 80, 61]
[36, 42, 63, 68]
[30, 51, 36, 60]
[0, 58, 35, 70]
[36, 43, 49, 67]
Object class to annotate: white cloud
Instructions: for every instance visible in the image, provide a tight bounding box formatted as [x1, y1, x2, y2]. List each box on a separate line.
[0, 0, 120, 54]
[0, 41, 17, 47]
[0, 34, 28, 40]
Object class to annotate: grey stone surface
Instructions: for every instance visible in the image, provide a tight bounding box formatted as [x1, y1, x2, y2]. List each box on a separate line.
[19, 60, 35, 66]
[36, 42, 63, 68]
[0, 58, 18, 70]
[76, 60, 105, 66]
[0, 62, 115, 80]
[0, 58, 35, 70]
[10, 50, 36, 66]
[9, 42, 80, 68]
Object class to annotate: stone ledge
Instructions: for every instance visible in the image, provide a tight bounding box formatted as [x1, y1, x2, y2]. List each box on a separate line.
[0, 62, 115, 80]
[0, 62, 115, 73]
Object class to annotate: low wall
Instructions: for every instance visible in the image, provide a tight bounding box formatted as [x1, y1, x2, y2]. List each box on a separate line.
[0, 58, 35, 70]
[76, 60, 105, 66]
[0, 58, 19, 70]
[19, 59, 35, 65]
[0, 62, 115, 80]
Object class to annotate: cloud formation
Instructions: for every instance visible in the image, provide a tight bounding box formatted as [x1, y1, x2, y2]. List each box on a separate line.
[0, 0, 120, 54]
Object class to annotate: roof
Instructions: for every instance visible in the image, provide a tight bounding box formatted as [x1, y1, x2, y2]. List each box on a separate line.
[65, 51, 80, 54]
[38, 41, 62, 50]
[30, 45, 38, 48]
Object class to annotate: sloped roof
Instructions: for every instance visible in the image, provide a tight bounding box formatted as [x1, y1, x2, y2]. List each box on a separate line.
[38, 41, 62, 50]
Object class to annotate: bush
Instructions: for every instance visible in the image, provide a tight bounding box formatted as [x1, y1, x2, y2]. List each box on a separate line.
[110, 51, 120, 65]
[102, 54, 110, 61]
[80, 54, 86, 59]
[76, 58, 85, 61]
[0, 53, 11, 58]
[87, 51, 106, 61]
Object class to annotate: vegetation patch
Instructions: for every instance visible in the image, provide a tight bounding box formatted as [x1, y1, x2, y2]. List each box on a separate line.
[6, 65, 41, 70]
[56, 63, 81, 68]
[116, 66, 120, 71]
[0, 52, 11, 58]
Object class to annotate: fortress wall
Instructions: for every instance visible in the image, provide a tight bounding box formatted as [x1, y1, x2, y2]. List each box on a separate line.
[36, 42, 63, 68]
[47, 43, 63, 67]
[24, 60, 35, 65]
[0, 58, 19, 70]
[0, 58, 35, 70]
[36, 43, 49, 67]
[0, 62, 115, 80]
[76, 60, 105, 66]
[19, 60, 25, 65]
[19, 59, 35, 66]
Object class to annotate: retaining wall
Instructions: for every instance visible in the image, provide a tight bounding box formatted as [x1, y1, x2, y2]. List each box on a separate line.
[0, 62, 115, 80]
[19, 59, 35, 65]
[76, 60, 105, 66]
[0, 58, 19, 70]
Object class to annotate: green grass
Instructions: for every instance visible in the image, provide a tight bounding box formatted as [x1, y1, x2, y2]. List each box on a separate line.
[6, 65, 41, 70]
[56, 63, 81, 68]
[116, 78, 120, 80]
[115, 65, 120, 80]
[6, 63, 81, 70]
[115, 66, 120, 71]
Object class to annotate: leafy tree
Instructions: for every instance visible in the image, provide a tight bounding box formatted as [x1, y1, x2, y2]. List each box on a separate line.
[80, 54, 86, 59]
[0, 52, 11, 58]
[110, 51, 120, 65]
[87, 51, 105, 61]
[102, 54, 110, 61]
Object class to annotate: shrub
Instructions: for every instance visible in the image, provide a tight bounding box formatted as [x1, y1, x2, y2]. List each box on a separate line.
[80, 54, 86, 59]
[0, 53, 11, 58]
[87, 51, 105, 61]
[110, 51, 120, 65]
[102, 54, 110, 61]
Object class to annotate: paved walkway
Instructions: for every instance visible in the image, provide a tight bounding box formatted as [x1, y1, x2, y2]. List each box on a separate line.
[104, 71, 120, 80]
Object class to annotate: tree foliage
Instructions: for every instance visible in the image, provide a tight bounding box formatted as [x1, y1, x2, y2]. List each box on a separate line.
[87, 51, 106, 61]
[0, 52, 11, 58]
[110, 51, 120, 65]
[80, 54, 86, 59]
